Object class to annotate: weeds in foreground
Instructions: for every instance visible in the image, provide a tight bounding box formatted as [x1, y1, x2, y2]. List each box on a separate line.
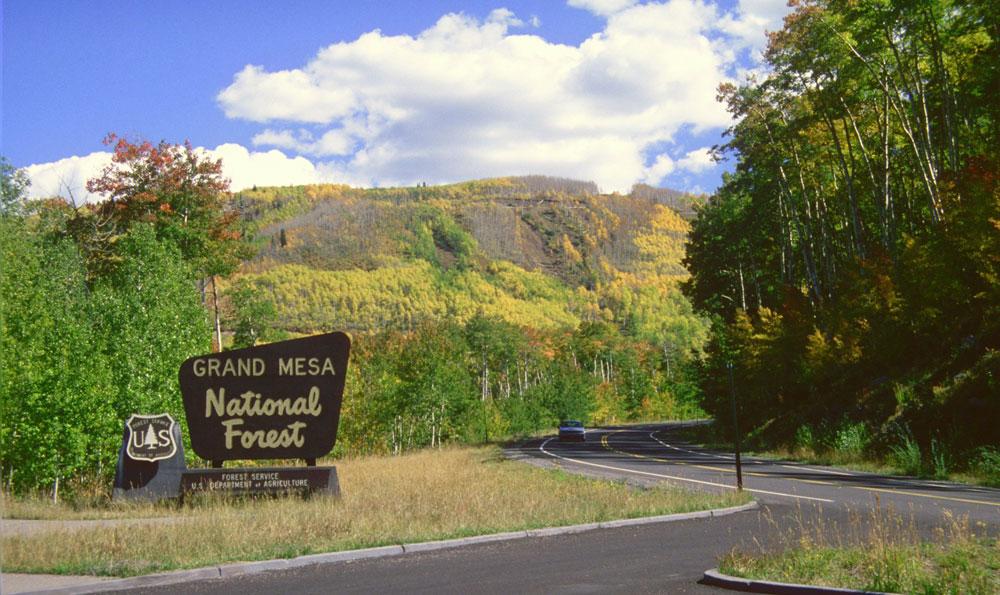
[2, 446, 748, 576]
[721, 498, 999, 594]
[930, 438, 951, 480]
[887, 425, 922, 477]
[970, 447, 1000, 487]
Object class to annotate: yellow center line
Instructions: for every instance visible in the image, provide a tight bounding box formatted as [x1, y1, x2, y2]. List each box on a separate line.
[602, 434, 825, 481]
[596, 433, 834, 502]
[642, 430, 1000, 509]
[599, 434, 722, 471]
[795, 478, 837, 486]
[858, 486, 1000, 508]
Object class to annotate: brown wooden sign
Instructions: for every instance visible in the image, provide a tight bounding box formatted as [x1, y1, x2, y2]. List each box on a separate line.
[178, 332, 350, 462]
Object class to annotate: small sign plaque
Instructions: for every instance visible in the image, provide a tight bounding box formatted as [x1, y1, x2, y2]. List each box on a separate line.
[125, 414, 178, 462]
[180, 466, 338, 496]
[178, 332, 350, 462]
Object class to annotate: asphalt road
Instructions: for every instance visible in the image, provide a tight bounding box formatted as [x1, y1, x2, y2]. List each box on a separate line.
[523, 422, 1000, 527]
[130, 422, 1000, 594]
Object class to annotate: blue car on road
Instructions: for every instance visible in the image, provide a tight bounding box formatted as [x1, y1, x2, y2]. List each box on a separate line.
[558, 420, 586, 442]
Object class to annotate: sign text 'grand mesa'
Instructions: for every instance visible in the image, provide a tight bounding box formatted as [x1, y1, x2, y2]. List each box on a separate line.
[190, 356, 338, 377]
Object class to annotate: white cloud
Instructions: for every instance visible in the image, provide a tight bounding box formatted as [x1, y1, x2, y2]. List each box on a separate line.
[24, 152, 113, 205]
[676, 147, 715, 173]
[251, 128, 354, 156]
[486, 7, 524, 28]
[28, 1, 792, 200]
[718, 0, 791, 56]
[218, 65, 356, 124]
[217, 1, 781, 193]
[567, 0, 638, 17]
[250, 129, 303, 151]
[209, 144, 328, 190]
[642, 154, 675, 184]
[24, 145, 332, 203]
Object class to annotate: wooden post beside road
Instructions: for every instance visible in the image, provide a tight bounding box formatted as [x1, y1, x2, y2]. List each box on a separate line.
[727, 362, 743, 491]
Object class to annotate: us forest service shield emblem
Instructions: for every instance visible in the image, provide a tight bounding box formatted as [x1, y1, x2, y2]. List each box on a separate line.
[125, 414, 178, 462]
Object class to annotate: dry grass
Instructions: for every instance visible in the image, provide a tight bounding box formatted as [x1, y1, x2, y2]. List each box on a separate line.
[2, 446, 748, 576]
[721, 500, 1000, 594]
[2, 495, 178, 521]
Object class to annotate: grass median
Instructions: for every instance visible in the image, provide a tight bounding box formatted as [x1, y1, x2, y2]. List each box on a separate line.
[2, 445, 749, 577]
[719, 504, 999, 594]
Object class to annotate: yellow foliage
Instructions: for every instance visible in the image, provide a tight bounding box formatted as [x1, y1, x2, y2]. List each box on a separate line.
[591, 383, 624, 424]
[228, 179, 706, 354]
[561, 234, 583, 263]
[243, 260, 584, 333]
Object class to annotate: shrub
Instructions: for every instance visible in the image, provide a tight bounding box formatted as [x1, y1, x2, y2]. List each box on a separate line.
[888, 425, 922, 476]
[834, 422, 870, 458]
[970, 447, 1000, 487]
[930, 439, 951, 479]
[794, 425, 816, 452]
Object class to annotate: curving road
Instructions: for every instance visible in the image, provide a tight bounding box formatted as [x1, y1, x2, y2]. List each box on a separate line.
[522, 422, 1000, 527]
[132, 422, 999, 594]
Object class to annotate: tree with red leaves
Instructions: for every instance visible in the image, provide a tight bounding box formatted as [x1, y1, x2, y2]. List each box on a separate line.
[83, 133, 246, 273]
[75, 133, 251, 350]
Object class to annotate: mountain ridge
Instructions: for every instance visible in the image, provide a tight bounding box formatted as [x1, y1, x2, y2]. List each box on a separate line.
[224, 175, 708, 356]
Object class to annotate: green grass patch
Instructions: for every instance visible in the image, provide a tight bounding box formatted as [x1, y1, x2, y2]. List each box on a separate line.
[2, 445, 749, 577]
[721, 501, 999, 594]
[722, 535, 999, 594]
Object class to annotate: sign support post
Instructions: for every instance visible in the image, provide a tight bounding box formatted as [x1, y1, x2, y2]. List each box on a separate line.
[727, 361, 743, 491]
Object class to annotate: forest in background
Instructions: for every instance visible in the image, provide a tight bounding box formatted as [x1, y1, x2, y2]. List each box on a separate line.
[684, 0, 999, 481]
[1, 149, 708, 492]
[228, 177, 697, 332]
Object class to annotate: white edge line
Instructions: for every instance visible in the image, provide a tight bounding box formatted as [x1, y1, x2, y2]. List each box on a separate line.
[646, 432, 1000, 500]
[646, 430, 854, 477]
[647, 432, 732, 460]
[539, 438, 833, 503]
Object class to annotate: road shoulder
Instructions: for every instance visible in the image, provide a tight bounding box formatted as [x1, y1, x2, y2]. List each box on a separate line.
[702, 568, 892, 595]
[4, 502, 758, 594]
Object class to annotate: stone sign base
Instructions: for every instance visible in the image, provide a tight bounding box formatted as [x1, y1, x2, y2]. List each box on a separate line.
[180, 466, 339, 498]
[113, 423, 186, 502]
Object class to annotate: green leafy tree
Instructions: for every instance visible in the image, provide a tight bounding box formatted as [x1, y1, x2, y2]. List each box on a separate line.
[227, 279, 282, 348]
[90, 224, 210, 422]
[82, 134, 242, 272]
[77, 133, 251, 349]
[684, 0, 1000, 458]
[0, 219, 117, 491]
[0, 156, 30, 217]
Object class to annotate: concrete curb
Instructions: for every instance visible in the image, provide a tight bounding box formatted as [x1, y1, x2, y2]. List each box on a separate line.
[701, 568, 894, 595]
[19, 502, 757, 594]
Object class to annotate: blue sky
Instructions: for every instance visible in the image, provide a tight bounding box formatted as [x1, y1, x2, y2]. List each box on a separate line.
[3, 0, 790, 200]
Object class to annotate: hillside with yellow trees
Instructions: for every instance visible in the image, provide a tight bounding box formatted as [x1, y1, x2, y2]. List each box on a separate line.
[228, 176, 700, 341]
